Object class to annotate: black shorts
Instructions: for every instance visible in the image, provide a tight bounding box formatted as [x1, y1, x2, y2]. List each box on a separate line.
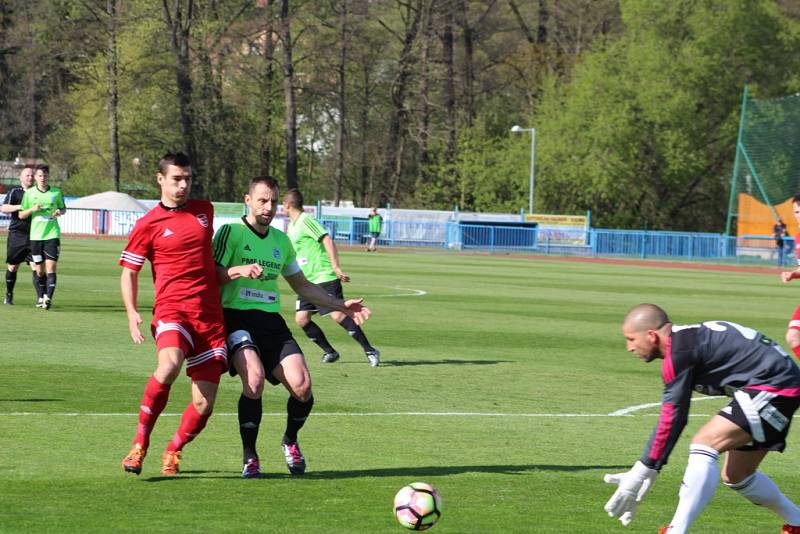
[30, 239, 60, 264]
[718, 388, 800, 452]
[295, 279, 343, 316]
[370, 232, 380, 238]
[5, 231, 31, 265]
[224, 308, 303, 386]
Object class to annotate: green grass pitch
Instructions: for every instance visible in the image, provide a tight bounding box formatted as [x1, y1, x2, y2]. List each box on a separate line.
[1, 236, 799, 533]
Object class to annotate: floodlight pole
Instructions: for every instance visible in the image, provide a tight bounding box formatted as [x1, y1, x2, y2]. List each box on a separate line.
[511, 125, 536, 214]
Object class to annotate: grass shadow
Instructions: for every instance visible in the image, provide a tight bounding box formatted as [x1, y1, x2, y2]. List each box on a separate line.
[141, 463, 628, 482]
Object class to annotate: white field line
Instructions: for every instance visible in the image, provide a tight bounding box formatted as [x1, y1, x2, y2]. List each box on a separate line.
[362, 284, 427, 298]
[608, 396, 725, 416]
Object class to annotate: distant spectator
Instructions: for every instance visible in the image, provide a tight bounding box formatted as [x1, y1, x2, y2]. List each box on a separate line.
[367, 207, 382, 252]
[774, 218, 788, 265]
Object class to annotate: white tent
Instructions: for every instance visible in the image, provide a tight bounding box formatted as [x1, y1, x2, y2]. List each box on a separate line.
[67, 191, 149, 212]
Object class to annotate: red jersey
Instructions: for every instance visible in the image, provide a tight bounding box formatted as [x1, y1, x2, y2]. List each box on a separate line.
[119, 200, 222, 318]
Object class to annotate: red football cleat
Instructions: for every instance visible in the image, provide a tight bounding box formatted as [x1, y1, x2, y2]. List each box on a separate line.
[122, 444, 146, 475]
[161, 450, 182, 475]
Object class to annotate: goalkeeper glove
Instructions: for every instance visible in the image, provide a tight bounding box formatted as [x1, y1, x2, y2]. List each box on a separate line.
[603, 460, 658, 526]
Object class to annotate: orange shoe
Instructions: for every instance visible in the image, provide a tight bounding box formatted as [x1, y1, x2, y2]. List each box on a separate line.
[657, 527, 671, 534]
[122, 444, 146, 474]
[161, 450, 182, 475]
[782, 525, 800, 534]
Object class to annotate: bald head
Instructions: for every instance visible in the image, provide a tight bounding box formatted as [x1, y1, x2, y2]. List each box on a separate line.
[622, 303, 671, 362]
[623, 303, 670, 333]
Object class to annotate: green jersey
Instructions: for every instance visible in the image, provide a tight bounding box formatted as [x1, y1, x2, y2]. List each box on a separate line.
[21, 186, 65, 241]
[368, 213, 382, 233]
[286, 212, 337, 284]
[212, 217, 300, 313]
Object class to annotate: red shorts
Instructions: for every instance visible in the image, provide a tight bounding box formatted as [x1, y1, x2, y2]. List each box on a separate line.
[151, 310, 228, 382]
[789, 306, 800, 331]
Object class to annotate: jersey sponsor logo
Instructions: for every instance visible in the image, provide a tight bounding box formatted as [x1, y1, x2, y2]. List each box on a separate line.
[162, 228, 174, 237]
[239, 287, 278, 303]
[240, 257, 283, 271]
[196, 213, 209, 228]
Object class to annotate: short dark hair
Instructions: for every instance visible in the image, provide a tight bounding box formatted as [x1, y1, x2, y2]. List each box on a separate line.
[23, 162, 36, 170]
[35, 164, 49, 174]
[158, 152, 191, 175]
[248, 175, 280, 194]
[284, 188, 303, 209]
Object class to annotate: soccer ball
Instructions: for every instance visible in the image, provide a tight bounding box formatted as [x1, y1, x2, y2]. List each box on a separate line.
[393, 482, 442, 531]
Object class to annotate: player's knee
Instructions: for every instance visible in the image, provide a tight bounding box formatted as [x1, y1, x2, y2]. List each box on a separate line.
[721, 465, 756, 486]
[154, 362, 181, 384]
[192, 396, 214, 416]
[289, 376, 312, 402]
[244, 373, 265, 398]
[294, 386, 312, 403]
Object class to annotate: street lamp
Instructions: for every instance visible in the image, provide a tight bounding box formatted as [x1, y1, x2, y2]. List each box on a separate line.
[511, 125, 536, 214]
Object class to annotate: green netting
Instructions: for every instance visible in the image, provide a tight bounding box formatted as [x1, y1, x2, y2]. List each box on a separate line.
[726, 88, 800, 234]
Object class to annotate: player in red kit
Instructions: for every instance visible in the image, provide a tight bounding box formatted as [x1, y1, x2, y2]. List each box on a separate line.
[781, 195, 800, 360]
[120, 152, 228, 475]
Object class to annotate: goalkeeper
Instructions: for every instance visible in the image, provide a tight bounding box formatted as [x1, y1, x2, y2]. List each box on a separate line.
[604, 303, 800, 534]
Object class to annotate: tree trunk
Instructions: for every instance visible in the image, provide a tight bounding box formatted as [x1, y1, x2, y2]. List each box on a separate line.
[417, 0, 434, 189]
[260, 0, 276, 177]
[161, 0, 201, 195]
[457, 0, 475, 127]
[442, 0, 456, 166]
[279, 0, 298, 191]
[333, 0, 348, 206]
[384, 0, 423, 206]
[106, 0, 121, 192]
[360, 62, 371, 206]
[537, 0, 548, 44]
[26, 17, 37, 158]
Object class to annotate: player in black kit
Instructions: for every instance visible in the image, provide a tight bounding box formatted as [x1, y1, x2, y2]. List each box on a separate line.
[1, 164, 36, 305]
[604, 303, 800, 534]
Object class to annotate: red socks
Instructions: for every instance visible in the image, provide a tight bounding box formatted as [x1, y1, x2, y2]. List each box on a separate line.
[133, 375, 171, 450]
[792, 345, 800, 359]
[166, 403, 211, 452]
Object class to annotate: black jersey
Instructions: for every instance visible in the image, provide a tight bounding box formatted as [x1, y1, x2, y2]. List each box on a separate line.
[2, 186, 30, 234]
[640, 321, 800, 470]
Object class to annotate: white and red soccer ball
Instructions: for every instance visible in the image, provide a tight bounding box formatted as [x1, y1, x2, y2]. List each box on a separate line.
[393, 482, 442, 530]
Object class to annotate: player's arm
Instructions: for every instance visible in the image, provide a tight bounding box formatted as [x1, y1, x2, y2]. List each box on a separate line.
[120, 267, 145, 344]
[0, 191, 20, 213]
[321, 234, 350, 282]
[215, 263, 263, 285]
[17, 194, 40, 219]
[285, 269, 370, 325]
[55, 191, 66, 216]
[603, 361, 693, 526]
[781, 267, 800, 283]
[638, 371, 694, 470]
